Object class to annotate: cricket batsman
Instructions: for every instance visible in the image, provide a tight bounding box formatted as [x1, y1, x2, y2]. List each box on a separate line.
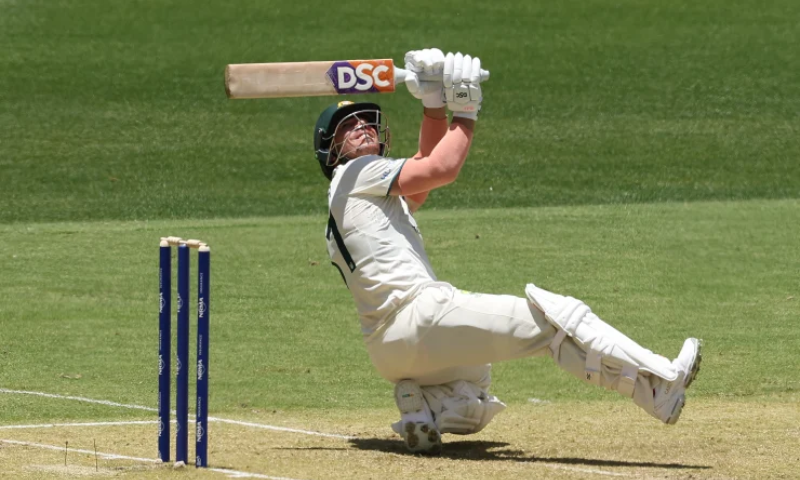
[313, 48, 702, 454]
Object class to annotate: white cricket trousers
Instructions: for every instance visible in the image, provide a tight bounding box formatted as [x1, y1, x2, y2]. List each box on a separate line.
[365, 282, 557, 387]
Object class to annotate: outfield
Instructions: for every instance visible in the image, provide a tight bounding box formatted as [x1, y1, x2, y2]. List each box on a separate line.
[1, 0, 799, 478]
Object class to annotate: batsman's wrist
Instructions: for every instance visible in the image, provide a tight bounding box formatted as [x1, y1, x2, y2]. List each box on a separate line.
[423, 106, 448, 120]
[451, 116, 476, 130]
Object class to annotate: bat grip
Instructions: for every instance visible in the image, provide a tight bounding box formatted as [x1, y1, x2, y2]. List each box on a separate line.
[395, 68, 491, 85]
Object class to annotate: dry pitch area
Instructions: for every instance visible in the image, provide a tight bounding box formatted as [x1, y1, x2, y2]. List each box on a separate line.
[1, 398, 797, 479]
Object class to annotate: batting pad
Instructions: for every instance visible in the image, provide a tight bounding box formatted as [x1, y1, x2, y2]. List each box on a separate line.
[525, 284, 678, 398]
[420, 381, 506, 435]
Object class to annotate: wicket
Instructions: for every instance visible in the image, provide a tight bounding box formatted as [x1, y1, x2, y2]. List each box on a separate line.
[158, 236, 210, 467]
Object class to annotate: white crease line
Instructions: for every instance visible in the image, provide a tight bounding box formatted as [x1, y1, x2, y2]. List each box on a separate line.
[0, 388, 353, 439]
[209, 468, 308, 480]
[546, 465, 633, 477]
[0, 439, 310, 480]
[0, 420, 157, 430]
[209, 417, 353, 440]
[0, 389, 156, 412]
[0, 439, 159, 463]
[0, 417, 352, 440]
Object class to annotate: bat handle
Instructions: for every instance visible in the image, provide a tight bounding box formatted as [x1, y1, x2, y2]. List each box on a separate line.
[394, 67, 491, 86]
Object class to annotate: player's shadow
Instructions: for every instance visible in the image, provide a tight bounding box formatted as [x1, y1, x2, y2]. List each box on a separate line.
[348, 437, 711, 471]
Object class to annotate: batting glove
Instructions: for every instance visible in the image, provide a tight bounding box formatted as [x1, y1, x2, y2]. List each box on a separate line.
[403, 48, 446, 109]
[444, 52, 482, 121]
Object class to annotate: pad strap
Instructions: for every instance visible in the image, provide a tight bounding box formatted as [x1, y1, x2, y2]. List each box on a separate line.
[585, 351, 602, 385]
[549, 329, 568, 358]
[618, 364, 639, 397]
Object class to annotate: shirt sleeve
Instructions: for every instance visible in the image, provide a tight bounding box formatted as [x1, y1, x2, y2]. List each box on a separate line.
[343, 156, 407, 197]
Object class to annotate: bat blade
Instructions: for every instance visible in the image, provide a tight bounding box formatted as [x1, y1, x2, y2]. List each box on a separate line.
[225, 59, 398, 99]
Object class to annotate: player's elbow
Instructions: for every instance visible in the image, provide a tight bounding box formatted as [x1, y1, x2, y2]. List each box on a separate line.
[430, 154, 464, 185]
[437, 165, 461, 186]
[418, 159, 459, 190]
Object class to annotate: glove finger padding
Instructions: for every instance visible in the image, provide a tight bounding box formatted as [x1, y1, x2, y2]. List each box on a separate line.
[403, 70, 423, 99]
[424, 48, 445, 75]
[404, 48, 445, 75]
[443, 53, 455, 88]
[404, 50, 426, 72]
[404, 48, 447, 108]
[444, 52, 483, 119]
[452, 52, 464, 84]
[461, 55, 473, 83]
[469, 56, 482, 85]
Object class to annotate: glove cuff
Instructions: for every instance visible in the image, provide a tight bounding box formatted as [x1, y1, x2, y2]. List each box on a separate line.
[453, 111, 479, 121]
[422, 93, 446, 109]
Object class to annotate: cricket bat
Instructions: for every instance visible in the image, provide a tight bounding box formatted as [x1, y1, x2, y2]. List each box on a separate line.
[225, 59, 490, 100]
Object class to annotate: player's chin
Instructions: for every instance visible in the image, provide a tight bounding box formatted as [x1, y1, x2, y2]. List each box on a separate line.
[358, 144, 381, 156]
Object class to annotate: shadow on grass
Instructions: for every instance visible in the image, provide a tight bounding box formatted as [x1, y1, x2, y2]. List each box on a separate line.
[346, 437, 712, 470]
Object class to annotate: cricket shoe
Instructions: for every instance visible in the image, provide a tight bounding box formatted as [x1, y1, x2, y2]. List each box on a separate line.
[652, 338, 703, 425]
[393, 380, 441, 454]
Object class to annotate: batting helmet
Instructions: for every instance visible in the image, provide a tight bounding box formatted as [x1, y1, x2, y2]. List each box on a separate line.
[313, 101, 390, 180]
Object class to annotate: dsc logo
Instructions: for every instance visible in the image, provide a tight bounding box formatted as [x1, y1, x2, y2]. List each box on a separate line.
[327, 60, 395, 94]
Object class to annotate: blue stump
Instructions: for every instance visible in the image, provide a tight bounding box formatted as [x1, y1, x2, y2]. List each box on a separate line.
[195, 246, 210, 467]
[158, 242, 171, 462]
[176, 244, 190, 464]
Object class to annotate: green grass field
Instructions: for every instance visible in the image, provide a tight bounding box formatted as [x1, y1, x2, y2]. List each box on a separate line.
[1, 0, 799, 478]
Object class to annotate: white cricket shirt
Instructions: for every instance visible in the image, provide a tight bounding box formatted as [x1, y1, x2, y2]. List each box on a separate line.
[326, 155, 437, 335]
